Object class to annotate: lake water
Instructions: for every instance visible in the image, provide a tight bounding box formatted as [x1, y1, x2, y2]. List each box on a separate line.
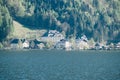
[0, 50, 120, 80]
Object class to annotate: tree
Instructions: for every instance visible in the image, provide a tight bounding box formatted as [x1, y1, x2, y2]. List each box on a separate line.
[0, 5, 13, 42]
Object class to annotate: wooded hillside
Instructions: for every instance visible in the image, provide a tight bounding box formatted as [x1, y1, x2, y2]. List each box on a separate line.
[0, 0, 120, 42]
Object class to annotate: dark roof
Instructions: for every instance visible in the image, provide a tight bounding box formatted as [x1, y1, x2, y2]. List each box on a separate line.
[21, 39, 26, 43]
[11, 39, 19, 44]
[33, 39, 41, 44]
[42, 31, 49, 37]
[95, 43, 100, 46]
[60, 39, 67, 42]
[31, 39, 46, 44]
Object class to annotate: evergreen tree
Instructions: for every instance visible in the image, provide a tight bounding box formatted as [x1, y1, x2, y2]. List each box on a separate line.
[0, 3, 13, 42]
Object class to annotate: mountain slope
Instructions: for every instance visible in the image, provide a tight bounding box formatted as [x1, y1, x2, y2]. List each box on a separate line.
[0, 0, 120, 42]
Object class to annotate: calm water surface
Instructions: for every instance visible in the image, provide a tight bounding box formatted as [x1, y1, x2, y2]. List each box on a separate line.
[0, 50, 120, 80]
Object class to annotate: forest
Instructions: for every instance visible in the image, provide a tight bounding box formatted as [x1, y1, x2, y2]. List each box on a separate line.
[0, 0, 120, 43]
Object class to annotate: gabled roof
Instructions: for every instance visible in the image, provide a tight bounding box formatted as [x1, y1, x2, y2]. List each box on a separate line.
[81, 35, 88, 42]
[42, 31, 49, 37]
[95, 43, 100, 46]
[33, 39, 41, 44]
[11, 39, 19, 44]
[30, 39, 46, 44]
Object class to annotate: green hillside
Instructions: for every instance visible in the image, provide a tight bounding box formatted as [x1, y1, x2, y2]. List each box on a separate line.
[12, 20, 46, 39]
[0, 0, 120, 43]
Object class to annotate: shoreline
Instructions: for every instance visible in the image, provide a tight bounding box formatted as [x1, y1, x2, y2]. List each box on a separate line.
[0, 48, 120, 52]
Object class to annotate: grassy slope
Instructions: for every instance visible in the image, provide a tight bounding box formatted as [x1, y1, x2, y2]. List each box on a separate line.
[12, 20, 46, 39]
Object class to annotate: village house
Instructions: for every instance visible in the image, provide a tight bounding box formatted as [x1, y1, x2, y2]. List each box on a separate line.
[29, 39, 46, 49]
[81, 35, 88, 42]
[75, 39, 89, 50]
[94, 42, 107, 50]
[55, 39, 66, 49]
[55, 39, 72, 50]
[10, 39, 20, 49]
[116, 42, 120, 49]
[74, 35, 89, 50]
[22, 39, 29, 49]
[38, 43, 45, 49]
[65, 41, 72, 50]
[40, 30, 65, 43]
[94, 43, 102, 50]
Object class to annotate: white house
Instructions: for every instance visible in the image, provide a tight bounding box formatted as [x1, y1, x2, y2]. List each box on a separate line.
[37, 43, 45, 49]
[65, 41, 72, 51]
[10, 39, 20, 49]
[23, 40, 29, 49]
[73, 35, 89, 50]
[41, 30, 65, 43]
[55, 39, 72, 50]
[75, 39, 89, 50]
[94, 43, 103, 50]
[81, 35, 88, 42]
[116, 42, 120, 49]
